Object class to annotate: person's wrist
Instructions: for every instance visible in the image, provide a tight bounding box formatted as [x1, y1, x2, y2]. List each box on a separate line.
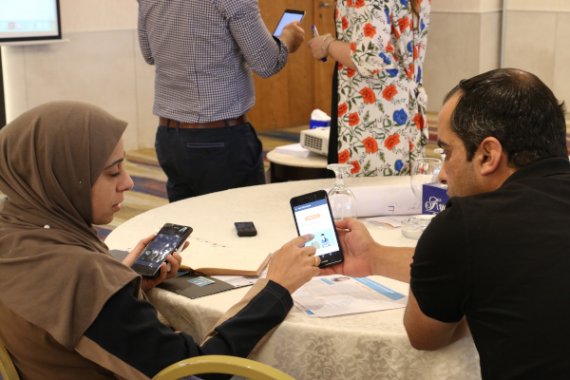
[321, 35, 335, 58]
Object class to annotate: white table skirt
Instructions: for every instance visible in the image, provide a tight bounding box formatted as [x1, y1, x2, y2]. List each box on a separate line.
[106, 177, 481, 380]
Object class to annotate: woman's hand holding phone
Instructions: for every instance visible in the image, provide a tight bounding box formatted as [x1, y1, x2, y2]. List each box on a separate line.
[128, 223, 192, 290]
[140, 249, 183, 291]
[121, 234, 156, 268]
[123, 234, 187, 291]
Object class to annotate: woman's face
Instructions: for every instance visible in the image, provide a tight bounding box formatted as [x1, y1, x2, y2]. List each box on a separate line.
[91, 139, 133, 225]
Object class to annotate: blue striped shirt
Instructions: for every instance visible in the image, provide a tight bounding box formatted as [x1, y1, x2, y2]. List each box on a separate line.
[137, 0, 289, 123]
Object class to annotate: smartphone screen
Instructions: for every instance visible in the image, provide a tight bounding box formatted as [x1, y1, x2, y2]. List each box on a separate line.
[273, 9, 305, 37]
[131, 223, 193, 278]
[290, 190, 343, 268]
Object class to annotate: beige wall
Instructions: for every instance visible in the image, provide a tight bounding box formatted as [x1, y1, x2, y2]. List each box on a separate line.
[501, 0, 570, 109]
[423, 0, 502, 111]
[2, 0, 569, 150]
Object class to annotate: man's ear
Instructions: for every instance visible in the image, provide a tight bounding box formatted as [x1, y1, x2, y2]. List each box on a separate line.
[475, 137, 504, 176]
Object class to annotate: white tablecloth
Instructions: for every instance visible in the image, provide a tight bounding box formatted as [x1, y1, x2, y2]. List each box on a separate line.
[106, 177, 481, 380]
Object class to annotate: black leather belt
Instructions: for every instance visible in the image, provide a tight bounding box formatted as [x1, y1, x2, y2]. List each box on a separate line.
[159, 116, 246, 129]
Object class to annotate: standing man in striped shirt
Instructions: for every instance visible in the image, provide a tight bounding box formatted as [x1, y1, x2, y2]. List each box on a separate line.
[138, 0, 305, 201]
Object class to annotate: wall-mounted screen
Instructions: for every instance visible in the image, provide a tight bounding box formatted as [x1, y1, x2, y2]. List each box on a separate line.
[0, 0, 61, 43]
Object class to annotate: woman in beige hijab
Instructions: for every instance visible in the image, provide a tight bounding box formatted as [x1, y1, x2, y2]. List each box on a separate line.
[0, 101, 319, 379]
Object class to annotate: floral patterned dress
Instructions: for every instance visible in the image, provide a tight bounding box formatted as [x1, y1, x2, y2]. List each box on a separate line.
[336, 0, 431, 176]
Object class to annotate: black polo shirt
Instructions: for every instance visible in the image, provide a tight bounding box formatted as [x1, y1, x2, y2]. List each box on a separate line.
[411, 157, 570, 380]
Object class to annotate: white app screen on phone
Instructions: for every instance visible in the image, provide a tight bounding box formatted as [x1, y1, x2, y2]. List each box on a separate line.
[293, 198, 340, 257]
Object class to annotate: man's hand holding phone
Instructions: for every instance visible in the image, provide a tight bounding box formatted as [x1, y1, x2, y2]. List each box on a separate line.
[279, 21, 305, 54]
[273, 9, 305, 53]
[318, 218, 376, 277]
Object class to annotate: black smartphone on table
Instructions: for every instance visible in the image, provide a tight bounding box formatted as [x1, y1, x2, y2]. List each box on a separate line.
[234, 221, 257, 237]
[273, 9, 305, 37]
[290, 190, 344, 268]
[131, 223, 193, 278]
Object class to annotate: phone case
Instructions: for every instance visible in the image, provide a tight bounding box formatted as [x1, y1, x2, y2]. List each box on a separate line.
[132, 223, 193, 277]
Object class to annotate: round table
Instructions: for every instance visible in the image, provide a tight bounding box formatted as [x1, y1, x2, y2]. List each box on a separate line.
[266, 145, 332, 182]
[106, 178, 480, 380]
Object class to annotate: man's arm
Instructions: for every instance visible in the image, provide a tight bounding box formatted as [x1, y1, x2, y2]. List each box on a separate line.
[404, 291, 469, 350]
[325, 217, 470, 351]
[222, 0, 298, 78]
[406, 203, 472, 350]
[137, 5, 154, 65]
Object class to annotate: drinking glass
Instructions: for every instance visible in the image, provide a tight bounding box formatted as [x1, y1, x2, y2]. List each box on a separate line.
[410, 157, 442, 210]
[326, 163, 358, 220]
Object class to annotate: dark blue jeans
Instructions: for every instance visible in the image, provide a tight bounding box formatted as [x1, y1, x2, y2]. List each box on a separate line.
[155, 122, 265, 202]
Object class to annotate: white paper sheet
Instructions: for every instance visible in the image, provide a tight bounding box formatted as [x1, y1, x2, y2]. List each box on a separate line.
[293, 275, 407, 317]
[344, 183, 420, 217]
[274, 143, 312, 158]
[180, 238, 270, 276]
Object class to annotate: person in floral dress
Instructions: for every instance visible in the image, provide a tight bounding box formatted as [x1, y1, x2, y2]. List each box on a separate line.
[309, 0, 431, 176]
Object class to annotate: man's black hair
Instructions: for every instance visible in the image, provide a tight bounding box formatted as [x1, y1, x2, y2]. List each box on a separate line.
[444, 68, 567, 168]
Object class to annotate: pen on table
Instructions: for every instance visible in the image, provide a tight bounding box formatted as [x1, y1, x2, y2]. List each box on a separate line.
[311, 25, 327, 62]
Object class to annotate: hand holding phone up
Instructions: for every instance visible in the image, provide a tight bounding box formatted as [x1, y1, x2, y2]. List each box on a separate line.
[279, 21, 305, 53]
[131, 223, 192, 279]
[140, 252, 183, 291]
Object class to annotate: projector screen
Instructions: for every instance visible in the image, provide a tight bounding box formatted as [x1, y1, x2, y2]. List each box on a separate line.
[0, 0, 61, 43]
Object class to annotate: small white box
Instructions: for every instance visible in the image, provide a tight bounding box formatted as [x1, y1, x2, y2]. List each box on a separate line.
[300, 127, 329, 156]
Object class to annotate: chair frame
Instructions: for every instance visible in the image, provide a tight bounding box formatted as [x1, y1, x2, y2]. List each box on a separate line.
[152, 355, 294, 380]
[0, 335, 20, 380]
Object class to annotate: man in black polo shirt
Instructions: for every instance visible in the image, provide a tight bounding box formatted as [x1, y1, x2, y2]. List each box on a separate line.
[324, 68, 570, 379]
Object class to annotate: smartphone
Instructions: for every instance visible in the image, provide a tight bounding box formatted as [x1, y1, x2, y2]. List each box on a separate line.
[273, 9, 305, 37]
[235, 221, 257, 237]
[131, 223, 193, 278]
[290, 190, 343, 268]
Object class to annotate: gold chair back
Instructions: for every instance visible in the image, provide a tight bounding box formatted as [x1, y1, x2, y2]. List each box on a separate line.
[0, 335, 20, 380]
[152, 355, 294, 380]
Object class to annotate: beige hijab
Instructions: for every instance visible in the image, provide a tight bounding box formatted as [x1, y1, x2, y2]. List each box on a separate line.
[0, 101, 139, 348]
